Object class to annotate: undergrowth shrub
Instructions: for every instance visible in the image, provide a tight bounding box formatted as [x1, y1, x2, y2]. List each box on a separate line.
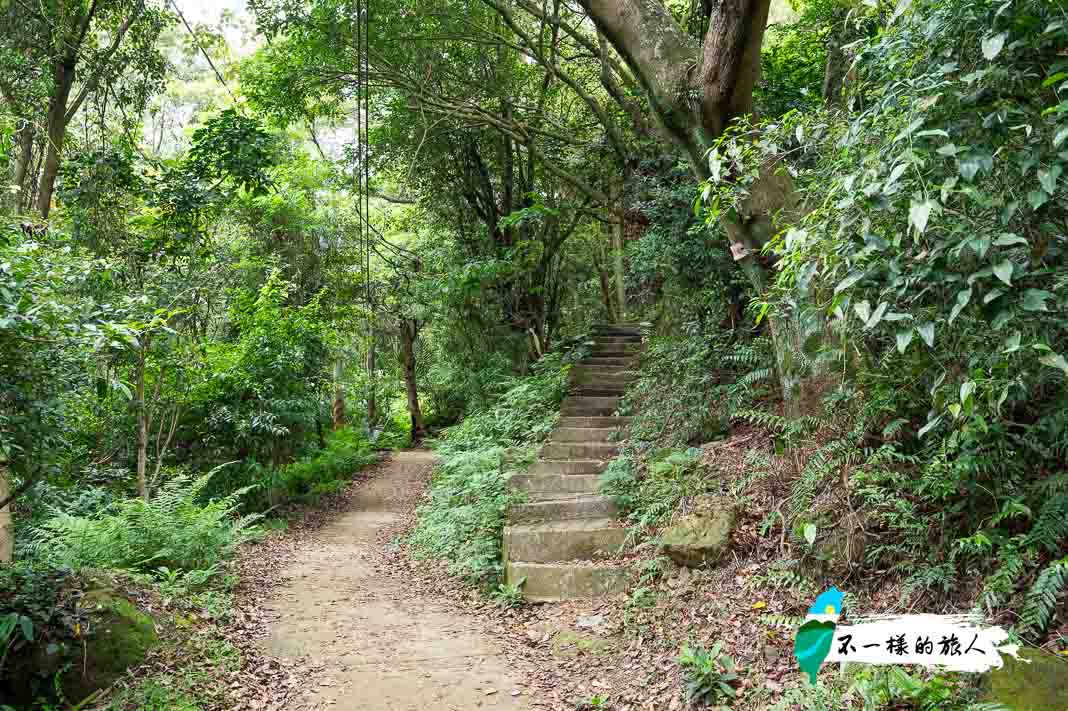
[622, 334, 774, 448]
[434, 351, 571, 449]
[28, 472, 262, 573]
[272, 426, 377, 504]
[601, 448, 706, 534]
[409, 351, 572, 586]
[408, 446, 531, 585]
[698, 0, 1068, 641]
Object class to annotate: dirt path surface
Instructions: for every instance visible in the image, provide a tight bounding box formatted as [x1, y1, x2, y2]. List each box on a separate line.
[259, 450, 528, 711]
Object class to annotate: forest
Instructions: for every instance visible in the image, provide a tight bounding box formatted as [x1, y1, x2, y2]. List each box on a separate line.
[1, 0, 1066, 708]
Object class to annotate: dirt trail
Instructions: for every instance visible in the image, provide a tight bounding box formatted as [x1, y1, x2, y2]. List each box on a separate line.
[260, 450, 528, 711]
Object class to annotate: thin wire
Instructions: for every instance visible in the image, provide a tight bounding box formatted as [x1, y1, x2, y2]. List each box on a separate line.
[168, 0, 239, 104]
[357, 0, 377, 421]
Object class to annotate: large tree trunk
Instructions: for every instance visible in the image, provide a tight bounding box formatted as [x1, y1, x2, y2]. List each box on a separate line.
[400, 320, 426, 442]
[579, 0, 829, 415]
[0, 458, 11, 563]
[37, 61, 76, 218]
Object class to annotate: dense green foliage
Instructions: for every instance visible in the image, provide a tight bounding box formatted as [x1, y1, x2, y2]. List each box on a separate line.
[409, 352, 573, 584]
[3, 0, 1067, 705]
[740, 0, 1067, 634]
[28, 472, 261, 573]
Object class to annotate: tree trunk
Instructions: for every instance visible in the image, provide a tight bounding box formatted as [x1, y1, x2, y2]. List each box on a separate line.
[822, 27, 848, 109]
[366, 337, 377, 424]
[0, 458, 11, 563]
[332, 357, 346, 429]
[135, 347, 149, 501]
[578, 0, 829, 415]
[610, 182, 627, 320]
[37, 61, 76, 218]
[12, 122, 34, 213]
[400, 320, 425, 442]
[595, 246, 619, 324]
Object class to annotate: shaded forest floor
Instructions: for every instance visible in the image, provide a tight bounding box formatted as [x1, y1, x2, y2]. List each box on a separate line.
[103, 439, 1060, 711]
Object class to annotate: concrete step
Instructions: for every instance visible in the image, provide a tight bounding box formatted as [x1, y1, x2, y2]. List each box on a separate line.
[557, 416, 632, 428]
[583, 356, 637, 367]
[592, 323, 643, 333]
[527, 459, 607, 475]
[503, 518, 627, 563]
[572, 363, 637, 374]
[591, 342, 641, 352]
[593, 335, 643, 344]
[506, 562, 630, 602]
[590, 350, 641, 360]
[512, 472, 602, 495]
[541, 442, 620, 460]
[560, 396, 621, 416]
[571, 382, 631, 396]
[508, 495, 618, 524]
[570, 370, 636, 384]
[550, 427, 621, 443]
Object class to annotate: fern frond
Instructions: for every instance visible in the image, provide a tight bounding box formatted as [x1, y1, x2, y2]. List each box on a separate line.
[1019, 558, 1068, 638]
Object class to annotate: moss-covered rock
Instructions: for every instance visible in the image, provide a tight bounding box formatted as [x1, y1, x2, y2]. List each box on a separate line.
[986, 647, 1068, 710]
[660, 497, 735, 568]
[549, 630, 616, 658]
[61, 589, 159, 703]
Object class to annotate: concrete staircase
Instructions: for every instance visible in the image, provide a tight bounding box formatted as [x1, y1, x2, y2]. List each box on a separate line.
[503, 323, 643, 602]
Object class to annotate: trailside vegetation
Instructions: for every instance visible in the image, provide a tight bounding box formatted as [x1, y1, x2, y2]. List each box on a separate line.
[1, 0, 1066, 707]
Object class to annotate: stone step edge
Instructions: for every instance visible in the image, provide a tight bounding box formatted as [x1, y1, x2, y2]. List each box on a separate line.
[505, 561, 632, 602]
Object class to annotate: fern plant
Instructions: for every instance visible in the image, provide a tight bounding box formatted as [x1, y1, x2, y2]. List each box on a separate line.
[29, 471, 262, 573]
[1020, 557, 1068, 638]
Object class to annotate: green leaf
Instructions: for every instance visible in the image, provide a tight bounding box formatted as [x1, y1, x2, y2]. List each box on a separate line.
[950, 288, 972, 323]
[993, 259, 1013, 286]
[993, 233, 1027, 247]
[18, 615, 32, 642]
[1003, 331, 1021, 353]
[909, 199, 932, 234]
[835, 269, 865, 294]
[896, 329, 915, 354]
[803, 523, 817, 545]
[918, 322, 935, 348]
[1028, 190, 1049, 210]
[960, 158, 981, 181]
[984, 288, 1005, 304]
[981, 32, 1007, 60]
[960, 380, 976, 405]
[937, 143, 959, 156]
[919, 415, 943, 438]
[1038, 165, 1062, 194]
[1043, 72, 1068, 88]
[866, 302, 889, 329]
[1022, 289, 1053, 311]
[1055, 127, 1068, 148]
[887, 163, 908, 184]
[854, 300, 871, 323]
[1039, 353, 1068, 376]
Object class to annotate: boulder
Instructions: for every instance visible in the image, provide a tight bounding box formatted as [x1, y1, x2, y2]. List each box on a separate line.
[61, 589, 159, 703]
[986, 647, 1068, 710]
[660, 497, 735, 568]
